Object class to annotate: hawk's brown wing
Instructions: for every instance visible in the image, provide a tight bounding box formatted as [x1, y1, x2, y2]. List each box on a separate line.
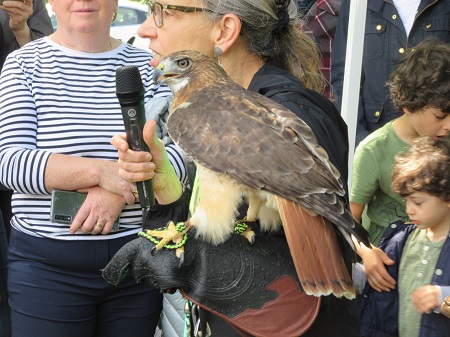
[168, 80, 356, 235]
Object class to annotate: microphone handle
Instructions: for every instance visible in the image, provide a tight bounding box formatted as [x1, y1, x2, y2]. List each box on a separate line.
[137, 180, 154, 209]
[121, 105, 155, 209]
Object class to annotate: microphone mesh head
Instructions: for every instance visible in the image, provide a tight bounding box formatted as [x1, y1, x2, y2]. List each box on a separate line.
[116, 66, 144, 94]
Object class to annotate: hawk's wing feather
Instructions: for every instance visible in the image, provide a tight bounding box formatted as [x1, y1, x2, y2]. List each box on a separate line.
[169, 81, 342, 194]
[276, 196, 354, 299]
[245, 90, 342, 180]
[168, 80, 359, 237]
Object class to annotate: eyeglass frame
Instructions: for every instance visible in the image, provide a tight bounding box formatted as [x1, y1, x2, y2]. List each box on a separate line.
[146, 1, 213, 28]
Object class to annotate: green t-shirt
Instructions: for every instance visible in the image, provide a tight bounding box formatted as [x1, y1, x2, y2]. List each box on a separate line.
[351, 122, 410, 245]
[398, 229, 445, 337]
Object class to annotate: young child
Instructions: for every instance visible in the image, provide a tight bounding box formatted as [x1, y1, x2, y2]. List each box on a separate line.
[350, 38, 450, 292]
[357, 136, 450, 337]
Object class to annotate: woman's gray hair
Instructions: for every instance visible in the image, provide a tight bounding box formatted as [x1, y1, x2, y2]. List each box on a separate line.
[203, 0, 325, 92]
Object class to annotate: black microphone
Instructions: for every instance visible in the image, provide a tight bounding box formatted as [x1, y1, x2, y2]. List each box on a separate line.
[116, 66, 155, 209]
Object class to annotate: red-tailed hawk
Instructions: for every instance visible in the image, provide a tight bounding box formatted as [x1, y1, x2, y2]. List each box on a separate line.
[150, 50, 370, 299]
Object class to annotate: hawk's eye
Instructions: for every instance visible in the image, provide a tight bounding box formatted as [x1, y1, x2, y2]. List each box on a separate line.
[177, 58, 190, 68]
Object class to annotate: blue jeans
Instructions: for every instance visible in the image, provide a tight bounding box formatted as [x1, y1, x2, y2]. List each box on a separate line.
[8, 229, 162, 337]
[0, 211, 11, 337]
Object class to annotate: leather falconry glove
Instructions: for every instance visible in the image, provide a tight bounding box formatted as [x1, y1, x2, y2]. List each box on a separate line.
[102, 223, 321, 337]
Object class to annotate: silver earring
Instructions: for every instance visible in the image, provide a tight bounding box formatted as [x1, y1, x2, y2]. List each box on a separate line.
[214, 46, 223, 67]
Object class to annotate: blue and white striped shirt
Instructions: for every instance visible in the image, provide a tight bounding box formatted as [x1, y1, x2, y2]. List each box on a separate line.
[0, 37, 187, 240]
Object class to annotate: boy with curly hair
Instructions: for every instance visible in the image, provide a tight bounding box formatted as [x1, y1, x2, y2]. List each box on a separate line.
[350, 38, 450, 293]
[357, 136, 450, 337]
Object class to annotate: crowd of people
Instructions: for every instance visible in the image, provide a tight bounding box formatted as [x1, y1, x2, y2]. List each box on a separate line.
[0, 0, 449, 337]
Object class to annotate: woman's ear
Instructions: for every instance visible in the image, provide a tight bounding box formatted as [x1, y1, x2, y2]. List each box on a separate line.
[212, 14, 242, 54]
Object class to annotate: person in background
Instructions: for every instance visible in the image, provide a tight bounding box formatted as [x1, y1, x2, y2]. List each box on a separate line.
[111, 0, 362, 335]
[297, 0, 341, 99]
[0, 0, 187, 335]
[0, 0, 53, 71]
[0, 1, 53, 336]
[331, 0, 450, 146]
[355, 136, 450, 337]
[350, 38, 450, 294]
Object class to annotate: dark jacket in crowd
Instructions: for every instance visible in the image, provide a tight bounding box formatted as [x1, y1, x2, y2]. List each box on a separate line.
[331, 0, 450, 145]
[359, 220, 450, 337]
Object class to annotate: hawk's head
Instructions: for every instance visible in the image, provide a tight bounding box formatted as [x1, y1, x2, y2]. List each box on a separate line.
[153, 50, 229, 94]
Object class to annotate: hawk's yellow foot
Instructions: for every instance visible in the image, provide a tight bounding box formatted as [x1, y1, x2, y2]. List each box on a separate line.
[139, 221, 190, 264]
[234, 219, 256, 245]
[147, 221, 186, 250]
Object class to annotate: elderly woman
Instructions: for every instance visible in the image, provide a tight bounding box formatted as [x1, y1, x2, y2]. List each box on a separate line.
[111, 0, 361, 336]
[0, 0, 187, 335]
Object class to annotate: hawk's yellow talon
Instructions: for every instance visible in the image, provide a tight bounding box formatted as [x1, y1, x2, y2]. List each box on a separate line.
[242, 230, 256, 245]
[146, 221, 186, 251]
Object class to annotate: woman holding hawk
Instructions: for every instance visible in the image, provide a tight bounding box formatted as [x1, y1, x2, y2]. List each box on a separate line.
[110, 0, 363, 336]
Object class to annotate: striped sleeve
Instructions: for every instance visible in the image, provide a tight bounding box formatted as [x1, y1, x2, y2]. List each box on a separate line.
[0, 54, 52, 194]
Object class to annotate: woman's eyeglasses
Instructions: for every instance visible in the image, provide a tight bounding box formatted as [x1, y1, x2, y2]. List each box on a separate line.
[146, 1, 213, 28]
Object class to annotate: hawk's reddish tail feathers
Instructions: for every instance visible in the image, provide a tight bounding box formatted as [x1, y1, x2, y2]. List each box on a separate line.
[275, 196, 355, 299]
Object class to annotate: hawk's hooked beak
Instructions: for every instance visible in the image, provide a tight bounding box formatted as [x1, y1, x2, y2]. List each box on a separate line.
[153, 62, 181, 85]
[153, 64, 165, 85]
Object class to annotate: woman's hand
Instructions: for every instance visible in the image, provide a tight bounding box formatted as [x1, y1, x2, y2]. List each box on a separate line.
[359, 244, 396, 292]
[441, 296, 450, 318]
[111, 133, 155, 183]
[69, 186, 127, 235]
[412, 285, 440, 314]
[0, 0, 33, 45]
[111, 119, 182, 205]
[45, 154, 137, 205]
[97, 160, 137, 205]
